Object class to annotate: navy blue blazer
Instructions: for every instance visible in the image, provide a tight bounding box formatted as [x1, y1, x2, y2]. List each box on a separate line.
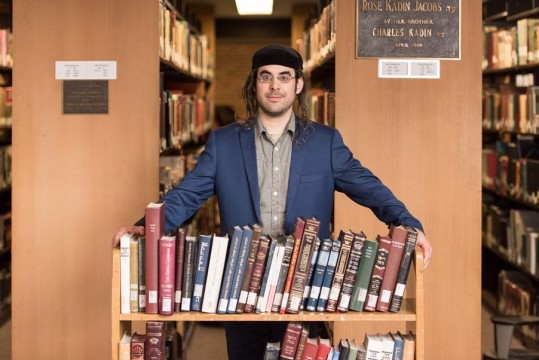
[156, 119, 422, 239]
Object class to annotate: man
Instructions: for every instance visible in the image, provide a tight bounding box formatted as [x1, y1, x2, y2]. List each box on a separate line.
[112, 44, 432, 359]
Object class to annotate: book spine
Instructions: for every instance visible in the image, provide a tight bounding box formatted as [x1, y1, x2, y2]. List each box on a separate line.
[138, 236, 146, 313]
[130, 236, 139, 313]
[326, 230, 354, 312]
[376, 225, 408, 312]
[272, 235, 295, 312]
[337, 232, 366, 312]
[245, 235, 271, 313]
[349, 238, 379, 311]
[389, 229, 418, 313]
[180, 236, 197, 312]
[130, 333, 146, 360]
[158, 235, 176, 315]
[279, 218, 306, 314]
[202, 234, 229, 313]
[174, 228, 186, 312]
[293, 326, 309, 360]
[255, 237, 277, 313]
[145, 202, 165, 314]
[316, 239, 341, 312]
[227, 226, 254, 313]
[120, 234, 131, 314]
[286, 218, 320, 313]
[145, 321, 165, 360]
[306, 238, 332, 311]
[191, 234, 212, 312]
[279, 322, 303, 360]
[217, 226, 243, 314]
[364, 235, 392, 311]
[301, 237, 321, 310]
[265, 239, 286, 313]
[236, 225, 262, 313]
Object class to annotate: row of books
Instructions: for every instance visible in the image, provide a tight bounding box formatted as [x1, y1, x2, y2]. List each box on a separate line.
[159, 89, 213, 151]
[118, 321, 181, 360]
[159, 2, 213, 80]
[0, 29, 12, 69]
[120, 202, 418, 316]
[482, 140, 539, 205]
[299, 0, 335, 73]
[308, 89, 335, 128]
[483, 203, 539, 275]
[270, 322, 415, 360]
[482, 85, 539, 135]
[498, 270, 539, 343]
[483, 19, 539, 71]
[0, 86, 11, 128]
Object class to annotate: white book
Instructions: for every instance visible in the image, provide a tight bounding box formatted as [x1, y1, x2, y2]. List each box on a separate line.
[364, 333, 383, 360]
[379, 333, 394, 360]
[265, 240, 286, 312]
[120, 234, 132, 314]
[202, 234, 229, 313]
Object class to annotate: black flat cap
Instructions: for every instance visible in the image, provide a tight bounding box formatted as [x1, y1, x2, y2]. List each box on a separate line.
[251, 44, 303, 70]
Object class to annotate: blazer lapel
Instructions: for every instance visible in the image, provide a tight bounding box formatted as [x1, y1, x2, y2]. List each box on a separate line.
[240, 126, 261, 223]
[286, 132, 307, 218]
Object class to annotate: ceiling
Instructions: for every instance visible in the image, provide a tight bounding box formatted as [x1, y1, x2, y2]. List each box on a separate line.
[185, 0, 320, 18]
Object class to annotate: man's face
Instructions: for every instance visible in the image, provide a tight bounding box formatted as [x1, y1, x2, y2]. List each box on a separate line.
[255, 64, 304, 118]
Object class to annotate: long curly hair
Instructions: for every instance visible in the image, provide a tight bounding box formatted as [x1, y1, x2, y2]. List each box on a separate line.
[240, 68, 313, 148]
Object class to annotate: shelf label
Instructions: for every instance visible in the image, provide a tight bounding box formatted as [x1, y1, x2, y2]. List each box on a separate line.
[55, 61, 117, 80]
[378, 59, 440, 79]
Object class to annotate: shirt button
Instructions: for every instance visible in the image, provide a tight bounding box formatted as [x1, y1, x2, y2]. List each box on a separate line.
[275, 147, 279, 151]
[275, 166, 279, 171]
[273, 216, 278, 221]
[273, 191, 278, 196]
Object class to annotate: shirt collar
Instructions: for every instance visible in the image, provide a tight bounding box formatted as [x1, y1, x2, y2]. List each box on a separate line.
[255, 113, 296, 139]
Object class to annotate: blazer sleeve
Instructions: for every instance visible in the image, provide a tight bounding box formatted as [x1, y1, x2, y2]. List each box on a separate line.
[136, 130, 218, 234]
[330, 128, 423, 232]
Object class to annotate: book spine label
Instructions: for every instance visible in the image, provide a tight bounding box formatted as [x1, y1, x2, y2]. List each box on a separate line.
[337, 233, 365, 312]
[326, 231, 354, 312]
[364, 236, 392, 311]
[316, 239, 341, 312]
[145, 203, 165, 314]
[158, 236, 176, 315]
[191, 234, 211, 312]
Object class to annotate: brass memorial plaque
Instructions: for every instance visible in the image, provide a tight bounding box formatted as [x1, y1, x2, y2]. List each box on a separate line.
[63, 80, 108, 114]
[356, 0, 460, 59]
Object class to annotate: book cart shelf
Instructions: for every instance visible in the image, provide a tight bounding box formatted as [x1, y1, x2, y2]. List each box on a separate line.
[110, 247, 424, 360]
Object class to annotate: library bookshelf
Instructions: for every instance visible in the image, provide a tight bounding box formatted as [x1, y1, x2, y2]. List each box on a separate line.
[110, 247, 424, 359]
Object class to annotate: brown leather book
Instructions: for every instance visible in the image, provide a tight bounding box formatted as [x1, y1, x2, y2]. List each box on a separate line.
[325, 230, 354, 312]
[130, 333, 145, 360]
[364, 235, 393, 311]
[173, 228, 186, 312]
[145, 202, 165, 314]
[279, 217, 306, 314]
[236, 224, 262, 313]
[376, 224, 408, 312]
[337, 230, 366, 312]
[145, 321, 165, 360]
[279, 322, 303, 360]
[244, 235, 270, 313]
[389, 227, 418, 312]
[158, 235, 176, 315]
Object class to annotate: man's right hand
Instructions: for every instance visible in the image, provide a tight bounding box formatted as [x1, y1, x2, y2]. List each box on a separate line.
[111, 226, 145, 248]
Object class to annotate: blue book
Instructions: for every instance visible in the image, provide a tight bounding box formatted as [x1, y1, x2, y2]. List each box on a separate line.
[227, 225, 254, 314]
[301, 237, 321, 310]
[191, 234, 212, 311]
[316, 238, 341, 312]
[216, 226, 244, 314]
[306, 238, 332, 311]
[390, 332, 404, 360]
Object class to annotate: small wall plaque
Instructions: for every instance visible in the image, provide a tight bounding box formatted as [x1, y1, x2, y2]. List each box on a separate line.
[63, 80, 108, 114]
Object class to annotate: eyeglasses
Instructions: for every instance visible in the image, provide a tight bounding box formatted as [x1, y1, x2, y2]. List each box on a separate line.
[257, 74, 296, 83]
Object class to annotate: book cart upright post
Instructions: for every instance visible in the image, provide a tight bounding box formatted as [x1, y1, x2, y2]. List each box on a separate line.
[110, 248, 424, 359]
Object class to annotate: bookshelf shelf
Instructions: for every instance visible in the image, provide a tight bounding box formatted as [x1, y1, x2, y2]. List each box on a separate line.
[110, 247, 425, 360]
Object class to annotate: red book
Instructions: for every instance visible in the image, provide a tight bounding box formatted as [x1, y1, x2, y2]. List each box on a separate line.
[314, 337, 332, 360]
[145, 202, 165, 314]
[301, 337, 319, 360]
[145, 321, 165, 360]
[279, 217, 306, 314]
[364, 235, 392, 311]
[174, 228, 186, 312]
[158, 235, 176, 315]
[130, 333, 146, 360]
[279, 322, 303, 360]
[244, 235, 270, 313]
[376, 225, 408, 312]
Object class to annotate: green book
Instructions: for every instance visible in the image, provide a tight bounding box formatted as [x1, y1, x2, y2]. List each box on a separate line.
[349, 237, 379, 312]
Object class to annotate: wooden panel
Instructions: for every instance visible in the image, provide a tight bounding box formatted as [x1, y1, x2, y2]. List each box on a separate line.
[333, 1, 481, 359]
[12, 0, 159, 358]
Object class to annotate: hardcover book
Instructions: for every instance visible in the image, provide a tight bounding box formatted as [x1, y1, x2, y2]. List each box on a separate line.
[138, 236, 146, 312]
[379, 332, 395, 360]
[337, 230, 366, 312]
[255, 236, 280, 313]
[345, 339, 358, 360]
[301, 337, 319, 360]
[294, 325, 309, 360]
[400, 331, 415, 360]
[390, 332, 404, 360]
[314, 337, 332, 360]
[316, 238, 341, 312]
[364, 333, 383, 360]
[119, 332, 131, 360]
[264, 236, 286, 312]
[376, 225, 408, 312]
[145, 202, 165, 314]
[120, 234, 132, 314]
[227, 225, 254, 313]
[131, 333, 146, 360]
[174, 228, 186, 312]
[263, 342, 281, 360]
[326, 230, 354, 312]
[286, 217, 321, 313]
[158, 235, 176, 315]
[279, 322, 303, 360]
[145, 321, 165, 360]
[272, 235, 295, 312]
[306, 237, 332, 312]
[301, 237, 321, 310]
[130, 235, 139, 313]
[236, 224, 262, 313]
[180, 236, 197, 312]
[217, 226, 244, 314]
[202, 233, 229, 313]
[364, 235, 392, 312]
[191, 234, 212, 312]
[279, 217, 306, 314]
[389, 227, 418, 313]
[245, 235, 271, 313]
[349, 237, 379, 312]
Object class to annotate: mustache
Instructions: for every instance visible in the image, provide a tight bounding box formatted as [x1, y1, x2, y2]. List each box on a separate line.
[266, 91, 284, 97]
